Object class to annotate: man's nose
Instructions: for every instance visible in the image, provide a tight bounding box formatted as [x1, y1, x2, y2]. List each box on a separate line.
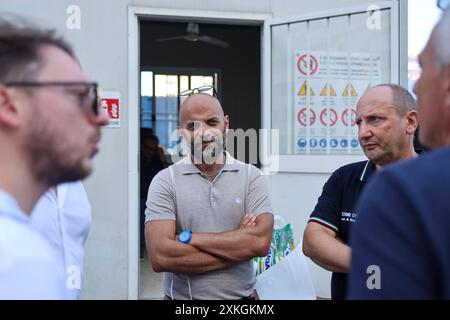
[198, 122, 213, 137]
[94, 107, 110, 127]
[193, 122, 205, 139]
[358, 122, 372, 140]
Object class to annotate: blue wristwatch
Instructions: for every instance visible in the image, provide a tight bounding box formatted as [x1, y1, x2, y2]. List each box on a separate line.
[178, 230, 192, 244]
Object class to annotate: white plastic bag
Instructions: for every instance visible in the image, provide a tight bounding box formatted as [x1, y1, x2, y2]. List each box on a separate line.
[255, 243, 316, 300]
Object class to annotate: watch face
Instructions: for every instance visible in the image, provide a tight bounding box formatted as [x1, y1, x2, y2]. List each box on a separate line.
[179, 231, 190, 242]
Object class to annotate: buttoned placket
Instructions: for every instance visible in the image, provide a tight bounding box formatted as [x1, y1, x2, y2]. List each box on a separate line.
[200, 171, 223, 204]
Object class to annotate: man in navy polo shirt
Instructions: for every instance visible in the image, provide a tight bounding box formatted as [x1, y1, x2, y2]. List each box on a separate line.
[302, 84, 419, 299]
[349, 8, 450, 299]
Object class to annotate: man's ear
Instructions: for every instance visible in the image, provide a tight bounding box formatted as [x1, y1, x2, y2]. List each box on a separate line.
[443, 63, 450, 111]
[405, 110, 418, 135]
[0, 85, 20, 128]
[224, 115, 229, 130]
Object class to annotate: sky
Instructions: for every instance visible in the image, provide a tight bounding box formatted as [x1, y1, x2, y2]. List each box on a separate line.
[408, 0, 442, 57]
[407, 0, 443, 91]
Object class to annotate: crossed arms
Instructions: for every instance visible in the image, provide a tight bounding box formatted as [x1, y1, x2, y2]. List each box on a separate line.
[145, 212, 274, 274]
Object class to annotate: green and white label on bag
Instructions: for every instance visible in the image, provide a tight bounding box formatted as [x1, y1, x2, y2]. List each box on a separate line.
[254, 223, 295, 276]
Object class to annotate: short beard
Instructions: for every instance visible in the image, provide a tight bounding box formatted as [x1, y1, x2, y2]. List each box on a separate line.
[190, 129, 227, 165]
[25, 113, 90, 187]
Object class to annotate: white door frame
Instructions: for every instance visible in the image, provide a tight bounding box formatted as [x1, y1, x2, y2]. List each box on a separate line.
[127, 6, 271, 300]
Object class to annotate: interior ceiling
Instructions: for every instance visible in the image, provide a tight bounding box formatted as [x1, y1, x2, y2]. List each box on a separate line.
[140, 20, 257, 51]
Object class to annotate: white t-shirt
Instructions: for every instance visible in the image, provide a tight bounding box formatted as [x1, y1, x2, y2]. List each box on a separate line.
[30, 181, 92, 299]
[0, 189, 66, 299]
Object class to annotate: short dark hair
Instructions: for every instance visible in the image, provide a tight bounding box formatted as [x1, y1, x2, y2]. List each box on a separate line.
[0, 15, 74, 83]
[373, 83, 417, 115]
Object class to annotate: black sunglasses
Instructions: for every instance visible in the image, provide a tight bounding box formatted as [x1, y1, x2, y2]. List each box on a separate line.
[4, 81, 99, 115]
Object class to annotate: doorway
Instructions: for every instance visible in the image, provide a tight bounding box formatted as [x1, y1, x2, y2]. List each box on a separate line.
[137, 19, 262, 299]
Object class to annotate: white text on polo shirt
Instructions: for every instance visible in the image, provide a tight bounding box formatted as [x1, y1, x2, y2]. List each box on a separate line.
[341, 211, 357, 223]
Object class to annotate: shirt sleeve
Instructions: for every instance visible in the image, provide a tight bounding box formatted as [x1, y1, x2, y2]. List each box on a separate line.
[348, 169, 437, 299]
[144, 168, 176, 223]
[308, 170, 341, 233]
[246, 166, 273, 217]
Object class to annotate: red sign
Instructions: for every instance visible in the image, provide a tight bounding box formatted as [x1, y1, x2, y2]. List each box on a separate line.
[342, 109, 357, 126]
[100, 98, 120, 119]
[297, 108, 316, 126]
[320, 108, 338, 126]
[297, 54, 318, 76]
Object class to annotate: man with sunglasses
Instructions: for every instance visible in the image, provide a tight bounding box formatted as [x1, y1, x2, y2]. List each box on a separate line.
[0, 17, 108, 299]
[145, 91, 274, 299]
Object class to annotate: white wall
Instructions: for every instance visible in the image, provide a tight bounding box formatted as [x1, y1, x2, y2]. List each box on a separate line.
[0, 0, 130, 299]
[0, 0, 399, 299]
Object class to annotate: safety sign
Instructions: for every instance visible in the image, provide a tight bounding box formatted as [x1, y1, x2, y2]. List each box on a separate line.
[297, 108, 316, 127]
[342, 109, 357, 127]
[297, 54, 319, 76]
[298, 138, 307, 149]
[294, 51, 381, 155]
[320, 83, 337, 96]
[320, 108, 338, 127]
[298, 80, 315, 96]
[99, 91, 121, 128]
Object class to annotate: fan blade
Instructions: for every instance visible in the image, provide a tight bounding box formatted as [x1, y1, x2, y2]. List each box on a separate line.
[198, 35, 229, 48]
[155, 35, 186, 42]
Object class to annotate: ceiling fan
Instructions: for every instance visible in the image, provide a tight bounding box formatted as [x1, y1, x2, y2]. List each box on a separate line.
[155, 22, 230, 48]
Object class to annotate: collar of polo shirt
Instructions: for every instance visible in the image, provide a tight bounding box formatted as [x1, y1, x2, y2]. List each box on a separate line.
[177, 151, 241, 175]
[359, 160, 376, 182]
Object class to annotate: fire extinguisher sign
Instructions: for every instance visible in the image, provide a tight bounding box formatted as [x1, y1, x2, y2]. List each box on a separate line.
[99, 91, 121, 128]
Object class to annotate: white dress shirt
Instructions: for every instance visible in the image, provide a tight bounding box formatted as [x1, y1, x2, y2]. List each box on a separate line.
[30, 181, 92, 299]
[0, 189, 66, 299]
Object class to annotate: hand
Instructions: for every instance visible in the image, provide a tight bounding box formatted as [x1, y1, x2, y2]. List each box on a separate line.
[239, 213, 257, 229]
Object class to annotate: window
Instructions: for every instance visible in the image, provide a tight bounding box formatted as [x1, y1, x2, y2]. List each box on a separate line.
[270, 8, 393, 157]
[140, 70, 218, 152]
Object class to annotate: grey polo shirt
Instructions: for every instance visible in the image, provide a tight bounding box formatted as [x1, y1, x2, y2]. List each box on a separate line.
[145, 152, 273, 300]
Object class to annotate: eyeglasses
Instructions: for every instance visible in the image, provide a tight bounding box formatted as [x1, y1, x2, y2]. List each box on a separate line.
[4, 81, 99, 115]
[438, 0, 450, 10]
[179, 85, 217, 98]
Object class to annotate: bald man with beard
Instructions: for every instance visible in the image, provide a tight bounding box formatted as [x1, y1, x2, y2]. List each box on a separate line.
[144, 93, 274, 300]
